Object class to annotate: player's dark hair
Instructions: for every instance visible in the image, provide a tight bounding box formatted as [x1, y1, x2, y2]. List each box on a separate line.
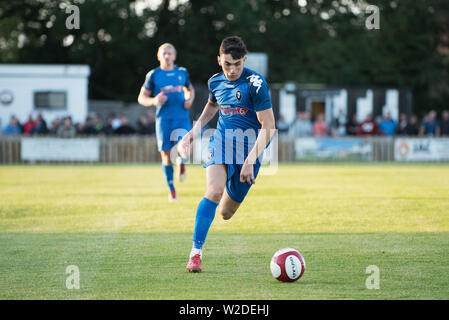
[219, 36, 247, 59]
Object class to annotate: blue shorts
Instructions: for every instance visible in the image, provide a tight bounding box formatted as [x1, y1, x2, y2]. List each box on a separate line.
[203, 143, 261, 203]
[224, 163, 261, 203]
[155, 117, 192, 152]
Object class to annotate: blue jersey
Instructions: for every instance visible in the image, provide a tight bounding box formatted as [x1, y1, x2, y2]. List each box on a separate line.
[143, 66, 191, 119]
[207, 67, 272, 165]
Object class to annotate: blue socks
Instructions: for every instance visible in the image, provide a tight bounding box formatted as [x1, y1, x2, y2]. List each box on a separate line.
[162, 165, 175, 191]
[193, 197, 218, 249]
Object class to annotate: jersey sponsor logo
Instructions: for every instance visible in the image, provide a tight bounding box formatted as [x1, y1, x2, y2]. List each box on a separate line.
[223, 83, 235, 88]
[220, 105, 248, 116]
[235, 90, 242, 102]
[247, 74, 263, 94]
[161, 85, 183, 93]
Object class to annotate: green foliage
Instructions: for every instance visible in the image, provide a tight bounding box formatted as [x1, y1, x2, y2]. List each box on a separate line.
[0, 0, 448, 112]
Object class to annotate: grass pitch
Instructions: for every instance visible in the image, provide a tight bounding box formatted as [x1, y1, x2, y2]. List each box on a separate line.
[0, 163, 448, 299]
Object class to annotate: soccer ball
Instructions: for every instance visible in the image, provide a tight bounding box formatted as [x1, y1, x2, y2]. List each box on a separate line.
[270, 248, 306, 282]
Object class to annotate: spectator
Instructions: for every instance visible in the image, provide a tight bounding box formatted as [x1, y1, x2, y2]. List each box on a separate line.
[111, 113, 122, 131]
[346, 113, 359, 136]
[331, 109, 347, 137]
[289, 111, 313, 137]
[33, 113, 49, 135]
[405, 114, 419, 136]
[396, 113, 408, 135]
[49, 118, 62, 135]
[93, 115, 103, 133]
[313, 113, 328, 137]
[379, 112, 396, 136]
[57, 117, 76, 137]
[101, 116, 115, 135]
[276, 115, 290, 136]
[440, 110, 449, 136]
[75, 122, 84, 135]
[82, 116, 98, 135]
[137, 115, 155, 135]
[357, 113, 380, 136]
[114, 116, 136, 135]
[3, 115, 22, 135]
[22, 114, 36, 136]
[419, 110, 440, 137]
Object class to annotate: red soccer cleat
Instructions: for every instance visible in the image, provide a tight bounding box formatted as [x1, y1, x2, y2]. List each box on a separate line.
[177, 157, 186, 182]
[168, 189, 178, 202]
[186, 254, 202, 273]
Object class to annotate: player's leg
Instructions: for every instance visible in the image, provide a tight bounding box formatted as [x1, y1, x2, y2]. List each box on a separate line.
[218, 163, 261, 220]
[187, 164, 227, 272]
[156, 118, 177, 201]
[218, 188, 241, 220]
[174, 117, 192, 183]
[161, 150, 177, 201]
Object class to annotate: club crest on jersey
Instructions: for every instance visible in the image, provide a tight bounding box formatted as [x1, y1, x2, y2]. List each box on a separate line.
[247, 74, 263, 94]
[235, 90, 242, 102]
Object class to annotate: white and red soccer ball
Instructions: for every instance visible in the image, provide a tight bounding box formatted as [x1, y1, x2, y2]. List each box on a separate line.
[270, 248, 306, 282]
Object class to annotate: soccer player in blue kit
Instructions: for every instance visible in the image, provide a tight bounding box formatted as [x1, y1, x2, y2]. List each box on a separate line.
[178, 36, 276, 272]
[138, 43, 195, 201]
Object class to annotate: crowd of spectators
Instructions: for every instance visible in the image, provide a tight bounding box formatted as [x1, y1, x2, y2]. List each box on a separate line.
[2, 108, 449, 139]
[277, 109, 449, 138]
[1, 109, 156, 137]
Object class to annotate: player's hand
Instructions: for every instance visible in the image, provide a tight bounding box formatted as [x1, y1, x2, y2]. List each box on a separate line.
[240, 161, 255, 185]
[177, 132, 192, 159]
[184, 99, 192, 110]
[155, 92, 167, 105]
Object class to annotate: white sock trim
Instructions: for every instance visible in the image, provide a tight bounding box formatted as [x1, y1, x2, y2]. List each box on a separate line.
[190, 246, 202, 259]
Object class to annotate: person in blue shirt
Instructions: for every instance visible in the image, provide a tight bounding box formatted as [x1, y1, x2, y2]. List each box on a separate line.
[138, 43, 195, 201]
[3, 115, 22, 135]
[419, 110, 440, 137]
[178, 36, 276, 272]
[379, 112, 396, 136]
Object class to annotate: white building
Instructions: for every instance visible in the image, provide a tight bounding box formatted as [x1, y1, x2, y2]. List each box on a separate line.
[0, 64, 90, 128]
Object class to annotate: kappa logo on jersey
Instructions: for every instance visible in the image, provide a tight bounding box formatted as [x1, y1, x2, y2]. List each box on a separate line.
[235, 90, 242, 102]
[247, 74, 263, 94]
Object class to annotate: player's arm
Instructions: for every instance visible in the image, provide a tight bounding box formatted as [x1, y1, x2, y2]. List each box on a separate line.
[183, 84, 195, 110]
[178, 100, 218, 158]
[137, 87, 167, 107]
[240, 108, 276, 184]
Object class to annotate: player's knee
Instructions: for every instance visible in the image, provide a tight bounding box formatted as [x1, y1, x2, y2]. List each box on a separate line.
[220, 209, 235, 220]
[205, 186, 224, 203]
[160, 151, 172, 166]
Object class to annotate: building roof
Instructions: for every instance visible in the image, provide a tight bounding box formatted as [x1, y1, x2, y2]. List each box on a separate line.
[0, 64, 90, 78]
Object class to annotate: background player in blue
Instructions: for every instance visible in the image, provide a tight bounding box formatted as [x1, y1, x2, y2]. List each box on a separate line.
[138, 43, 195, 201]
[178, 36, 276, 272]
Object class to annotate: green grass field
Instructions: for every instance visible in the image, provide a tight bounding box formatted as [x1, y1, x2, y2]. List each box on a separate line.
[0, 163, 448, 299]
